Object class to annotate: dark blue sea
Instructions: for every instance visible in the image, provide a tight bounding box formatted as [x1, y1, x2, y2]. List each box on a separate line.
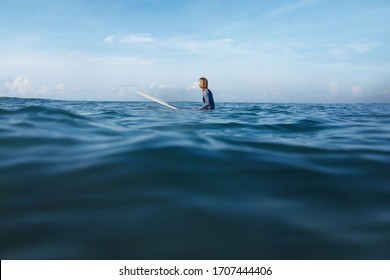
[1, 97, 390, 259]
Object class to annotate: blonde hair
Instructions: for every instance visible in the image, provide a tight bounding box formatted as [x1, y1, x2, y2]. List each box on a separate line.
[199, 77, 208, 89]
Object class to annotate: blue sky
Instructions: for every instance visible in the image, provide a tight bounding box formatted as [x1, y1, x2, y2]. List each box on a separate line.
[0, 0, 389, 102]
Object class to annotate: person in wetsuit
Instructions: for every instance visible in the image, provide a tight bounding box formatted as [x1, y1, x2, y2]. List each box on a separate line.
[197, 77, 215, 110]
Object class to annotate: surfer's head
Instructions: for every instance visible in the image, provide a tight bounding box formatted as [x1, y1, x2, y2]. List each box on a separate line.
[198, 77, 208, 89]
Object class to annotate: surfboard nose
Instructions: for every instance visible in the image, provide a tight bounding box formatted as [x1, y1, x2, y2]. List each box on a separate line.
[134, 89, 178, 110]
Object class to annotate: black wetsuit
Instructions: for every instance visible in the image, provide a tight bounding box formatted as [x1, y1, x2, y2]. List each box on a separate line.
[199, 88, 215, 110]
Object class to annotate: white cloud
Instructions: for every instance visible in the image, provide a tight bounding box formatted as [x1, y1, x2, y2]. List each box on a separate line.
[121, 34, 154, 44]
[37, 86, 50, 95]
[158, 84, 181, 89]
[56, 83, 65, 93]
[188, 81, 198, 89]
[4, 76, 33, 93]
[105, 34, 235, 52]
[1, 76, 67, 99]
[329, 41, 378, 56]
[270, 86, 281, 97]
[104, 35, 115, 43]
[329, 48, 345, 56]
[148, 82, 182, 90]
[351, 85, 362, 97]
[346, 42, 378, 54]
[328, 82, 339, 96]
[104, 34, 155, 44]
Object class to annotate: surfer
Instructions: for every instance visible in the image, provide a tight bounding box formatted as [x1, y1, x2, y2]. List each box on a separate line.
[196, 77, 215, 110]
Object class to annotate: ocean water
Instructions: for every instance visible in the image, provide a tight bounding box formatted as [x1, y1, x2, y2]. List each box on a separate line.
[1, 97, 390, 259]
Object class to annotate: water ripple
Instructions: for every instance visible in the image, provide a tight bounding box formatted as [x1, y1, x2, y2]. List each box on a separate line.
[1, 98, 390, 259]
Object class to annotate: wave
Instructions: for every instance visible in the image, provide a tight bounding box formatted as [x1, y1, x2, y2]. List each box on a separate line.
[1, 98, 390, 259]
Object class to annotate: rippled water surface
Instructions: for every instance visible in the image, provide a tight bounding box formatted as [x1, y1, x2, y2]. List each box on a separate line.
[1, 97, 390, 259]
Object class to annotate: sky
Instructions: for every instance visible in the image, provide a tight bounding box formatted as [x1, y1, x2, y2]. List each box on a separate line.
[0, 0, 389, 102]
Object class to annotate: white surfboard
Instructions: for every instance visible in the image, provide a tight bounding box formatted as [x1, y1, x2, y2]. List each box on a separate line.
[134, 89, 178, 110]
